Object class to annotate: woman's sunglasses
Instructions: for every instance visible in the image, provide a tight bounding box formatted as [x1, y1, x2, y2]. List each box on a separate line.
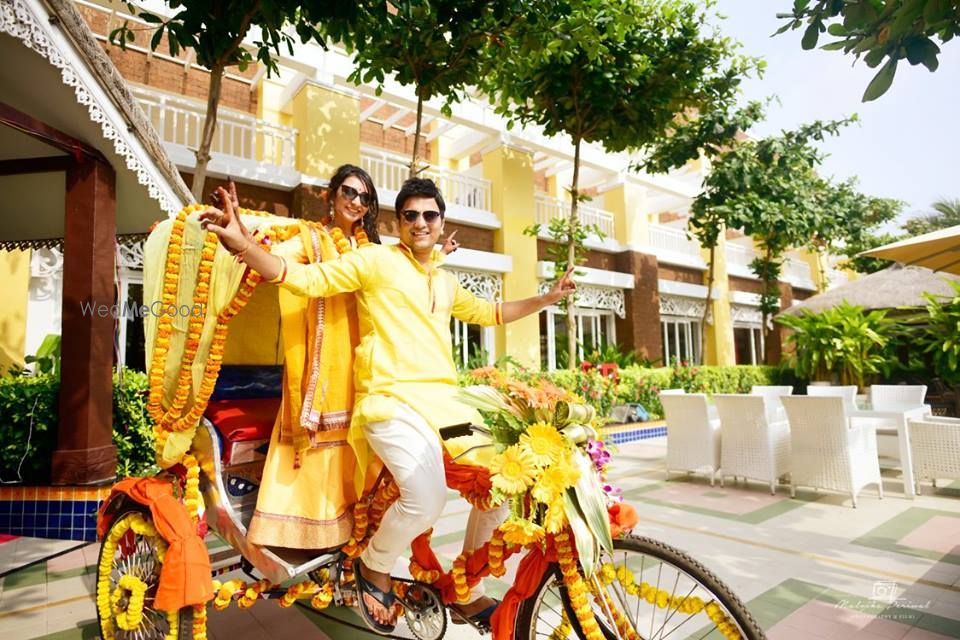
[401, 209, 442, 224]
[339, 184, 372, 207]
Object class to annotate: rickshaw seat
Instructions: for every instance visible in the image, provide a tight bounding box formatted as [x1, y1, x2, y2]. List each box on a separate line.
[203, 365, 283, 465]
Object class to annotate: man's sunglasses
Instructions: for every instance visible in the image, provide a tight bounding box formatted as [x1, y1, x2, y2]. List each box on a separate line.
[401, 209, 442, 224]
[339, 184, 372, 207]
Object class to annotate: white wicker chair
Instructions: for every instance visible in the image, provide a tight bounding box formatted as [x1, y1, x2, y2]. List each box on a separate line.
[807, 385, 859, 414]
[750, 385, 793, 422]
[659, 389, 687, 395]
[781, 396, 883, 507]
[660, 393, 721, 486]
[870, 385, 929, 459]
[714, 394, 790, 494]
[908, 416, 960, 494]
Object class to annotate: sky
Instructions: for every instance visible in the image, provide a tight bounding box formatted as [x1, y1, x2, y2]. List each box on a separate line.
[712, 1, 960, 227]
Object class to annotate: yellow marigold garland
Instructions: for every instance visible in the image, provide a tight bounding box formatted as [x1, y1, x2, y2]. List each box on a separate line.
[451, 553, 471, 603]
[487, 528, 508, 577]
[555, 531, 603, 640]
[97, 512, 180, 640]
[192, 603, 208, 640]
[548, 610, 573, 640]
[111, 574, 148, 631]
[594, 562, 742, 640]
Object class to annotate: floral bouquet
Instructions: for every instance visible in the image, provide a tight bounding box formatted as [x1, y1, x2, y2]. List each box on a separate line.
[459, 374, 622, 577]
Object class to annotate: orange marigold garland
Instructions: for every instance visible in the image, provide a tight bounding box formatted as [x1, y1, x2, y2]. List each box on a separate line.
[555, 531, 603, 640]
[451, 553, 471, 603]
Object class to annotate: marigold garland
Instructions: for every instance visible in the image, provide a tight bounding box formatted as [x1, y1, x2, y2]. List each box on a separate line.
[96, 512, 180, 640]
[451, 553, 471, 603]
[555, 531, 603, 640]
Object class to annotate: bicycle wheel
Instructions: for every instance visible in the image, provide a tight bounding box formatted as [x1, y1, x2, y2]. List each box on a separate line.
[514, 533, 765, 640]
[96, 507, 194, 640]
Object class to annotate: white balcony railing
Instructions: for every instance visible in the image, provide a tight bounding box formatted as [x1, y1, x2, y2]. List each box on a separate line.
[360, 148, 492, 212]
[784, 258, 814, 284]
[725, 242, 759, 270]
[132, 86, 297, 168]
[534, 194, 616, 238]
[648, 225, 701, 258]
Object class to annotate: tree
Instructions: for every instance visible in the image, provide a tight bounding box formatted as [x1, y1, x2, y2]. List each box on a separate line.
[903, 197, 960, 235]
[640, 99, 768, 358]
[689, 118, 856, 358]
[488, 0, 757, 368]
[808, 178, 902, 283]
[110, 1, 357, 201]
[330, 1, 522, 177]
[776, 0, 960, 101]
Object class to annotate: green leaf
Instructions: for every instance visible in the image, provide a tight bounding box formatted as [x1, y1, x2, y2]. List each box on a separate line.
[862, 59, 897, 101]
[563, 489, 598, 577]
[150, 25, 164, 51]
[571, 450, 613, 553]
[801, 22, 821, 50]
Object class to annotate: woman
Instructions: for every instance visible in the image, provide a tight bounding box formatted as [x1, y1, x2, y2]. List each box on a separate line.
[242, 164, 381, 549]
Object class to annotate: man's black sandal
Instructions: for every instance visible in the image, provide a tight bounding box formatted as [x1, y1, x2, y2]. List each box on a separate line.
[450, 598, 500, 632]
[354, 560, 398, 635]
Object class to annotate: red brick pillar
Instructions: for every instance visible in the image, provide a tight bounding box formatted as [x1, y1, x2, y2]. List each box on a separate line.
[52, 158, 118, 484]
[615, 251, 662, 363]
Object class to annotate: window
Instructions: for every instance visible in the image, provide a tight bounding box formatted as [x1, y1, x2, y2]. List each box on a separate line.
[451, 317, 494, 370]
[734, 324, 764, 365]
[660, 317, 701, 365]
[540, 307, 616, 370]
[116, 274, 146, 372]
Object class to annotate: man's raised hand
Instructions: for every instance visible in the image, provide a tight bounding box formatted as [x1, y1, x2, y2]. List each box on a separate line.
[548, 266, 577, 303]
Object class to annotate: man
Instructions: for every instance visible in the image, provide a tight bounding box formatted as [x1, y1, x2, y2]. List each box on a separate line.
[201, 178, 575, 633]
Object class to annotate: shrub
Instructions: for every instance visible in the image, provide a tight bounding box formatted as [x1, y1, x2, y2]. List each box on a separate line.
[0, 370, 156, 483]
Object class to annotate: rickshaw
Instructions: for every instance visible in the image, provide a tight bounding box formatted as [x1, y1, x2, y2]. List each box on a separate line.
[95, 207, 766, 640]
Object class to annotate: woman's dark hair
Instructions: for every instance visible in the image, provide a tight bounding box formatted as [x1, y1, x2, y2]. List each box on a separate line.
[395, 177, 446, 218]
[328, 164, 381, 243]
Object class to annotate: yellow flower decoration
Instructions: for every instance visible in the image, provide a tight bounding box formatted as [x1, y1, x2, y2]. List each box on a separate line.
[499, 517, 545, 546]
[489, 444, 537, 494]
[531, 457, 581, 504]
[520, 422, 567, 467]
[543, 497, 567, 533]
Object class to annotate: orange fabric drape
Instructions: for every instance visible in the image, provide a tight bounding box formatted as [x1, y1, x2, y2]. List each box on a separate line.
[443, 451, 493, 508]
[489, 545, 552, 640]
[97, 477, 212, 611]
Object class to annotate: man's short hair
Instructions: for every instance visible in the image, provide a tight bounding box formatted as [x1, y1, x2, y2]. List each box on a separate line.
[395, 178, 446, 218]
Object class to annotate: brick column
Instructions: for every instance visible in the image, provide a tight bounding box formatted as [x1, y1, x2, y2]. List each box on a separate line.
[615, 250, 661, 362]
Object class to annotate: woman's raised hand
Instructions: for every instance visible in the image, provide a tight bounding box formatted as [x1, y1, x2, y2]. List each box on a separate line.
[199, 185, 253, 255]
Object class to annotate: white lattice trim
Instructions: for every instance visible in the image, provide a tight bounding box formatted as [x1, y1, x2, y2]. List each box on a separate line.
[730, 303, 763, 325]
[537, 281, 625, 317]
[449, 269, 502, 302]
[659, 294, 705, 319]
[0, 0, 180, 214]
[30, 247, 64, 278]
[117, 240, 145, 270]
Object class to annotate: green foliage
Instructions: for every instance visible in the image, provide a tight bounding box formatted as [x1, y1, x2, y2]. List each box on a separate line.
[331, 0, 520, 174]
[903, 198, 960, 236]
[776, 302, 898, 389]
[690, 118, 860, 333]
[0, 371, 156, 484]
[489, 0, 756, 368]
[919, 281, 960, 384]
[23, 334, 61, 377]
[113, 371, 159, 478]
[582, 340, 649, 369]
[776, 0, 960, 101]
[0, 374, 58, 483]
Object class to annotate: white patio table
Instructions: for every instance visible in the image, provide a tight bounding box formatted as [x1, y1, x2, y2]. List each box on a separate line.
[848, 405, 931, 499]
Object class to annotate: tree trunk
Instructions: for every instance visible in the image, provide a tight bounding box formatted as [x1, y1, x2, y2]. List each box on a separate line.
[190, 62, 225, 202]
[700, 244, 716, 364]
[760, 246, 776, 365]
[566, 138, 581, 370]
[816, 249, 828, 292]
[408, 94, 424, 178]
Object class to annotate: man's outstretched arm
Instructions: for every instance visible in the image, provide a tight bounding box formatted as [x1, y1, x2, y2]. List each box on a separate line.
[501, 267, 576, 324]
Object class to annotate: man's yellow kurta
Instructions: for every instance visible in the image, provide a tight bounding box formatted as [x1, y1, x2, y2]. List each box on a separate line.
[274, 242, 503, 489]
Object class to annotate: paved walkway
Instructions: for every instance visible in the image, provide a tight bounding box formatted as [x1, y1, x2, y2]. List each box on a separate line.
[2, 436, 959, 639]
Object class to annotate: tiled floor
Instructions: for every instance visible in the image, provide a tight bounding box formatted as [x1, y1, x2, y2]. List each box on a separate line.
[2, 435, 959, 639]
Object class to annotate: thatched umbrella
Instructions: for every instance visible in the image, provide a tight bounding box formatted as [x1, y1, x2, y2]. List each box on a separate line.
[779, 264, 960, 317]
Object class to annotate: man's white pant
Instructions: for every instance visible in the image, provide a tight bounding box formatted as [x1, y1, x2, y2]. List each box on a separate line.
[359, 404, 506, 602]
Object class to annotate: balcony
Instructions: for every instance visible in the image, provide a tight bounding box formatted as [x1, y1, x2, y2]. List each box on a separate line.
[783, 257, 817, 290]
[131, 86, 299, 184]
[534, 194, 616, 238]
[726, 242, 760, 279]
[647, 224, 705, 269]
[360, 147, 495, 224]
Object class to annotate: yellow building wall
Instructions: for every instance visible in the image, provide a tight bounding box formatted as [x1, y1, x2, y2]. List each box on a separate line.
[484, 145, 541, 368]
[0, 249, 31, 374]
[702, 235, 736, 366]
[291, 82, 360, 179]
[602, 182, 649, 247]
